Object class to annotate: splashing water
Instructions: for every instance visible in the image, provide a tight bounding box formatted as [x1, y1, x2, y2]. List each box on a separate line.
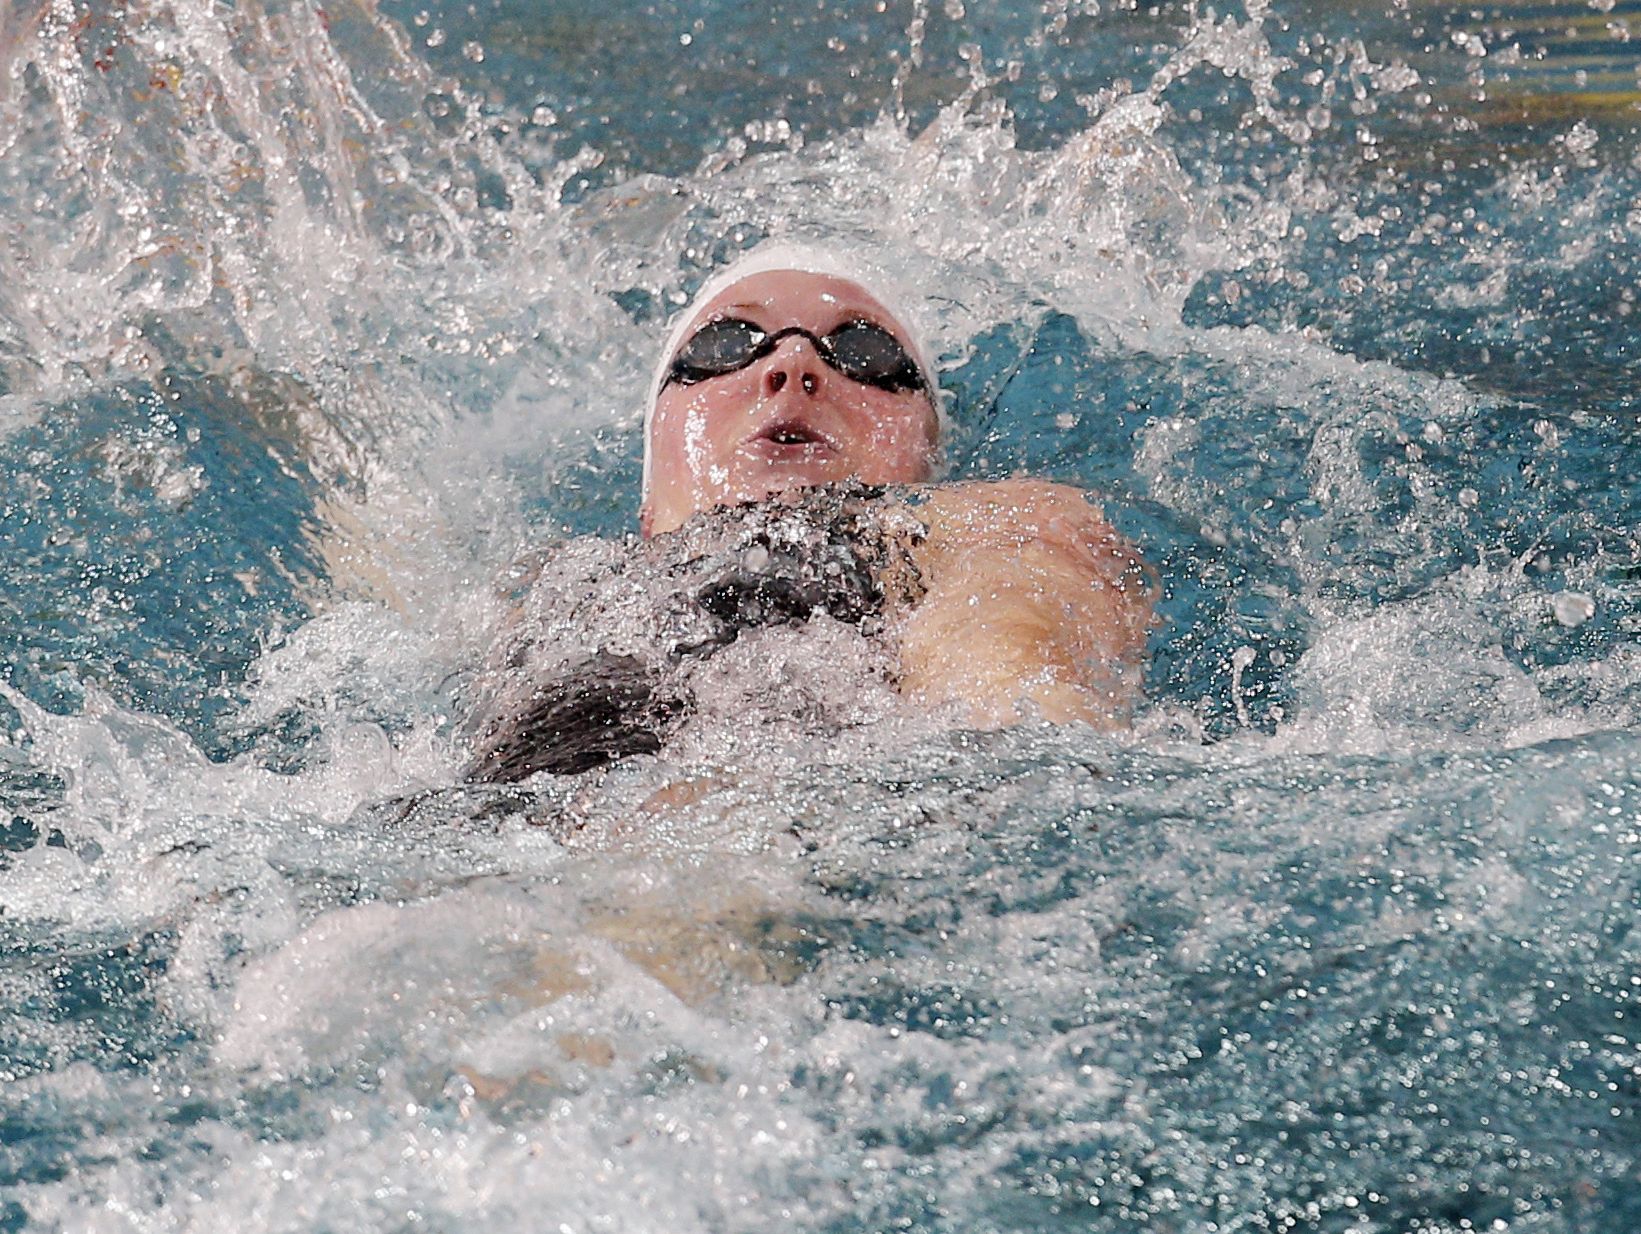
[2, 0, 1639, 1230]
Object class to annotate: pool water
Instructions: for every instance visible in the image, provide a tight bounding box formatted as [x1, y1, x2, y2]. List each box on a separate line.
[2, 0, 1638, 1229]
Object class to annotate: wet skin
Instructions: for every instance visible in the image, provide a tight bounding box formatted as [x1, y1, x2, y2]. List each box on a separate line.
[641, 269, 938, 538]
[642, 268, 1156, 728]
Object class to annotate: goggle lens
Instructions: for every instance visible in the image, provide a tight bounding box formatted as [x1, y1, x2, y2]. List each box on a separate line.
[825, 321, 923, 391]
[665, 318, 926, 394]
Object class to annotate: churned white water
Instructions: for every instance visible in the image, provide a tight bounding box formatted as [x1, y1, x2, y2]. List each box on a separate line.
[2, 0, 1638, 1230]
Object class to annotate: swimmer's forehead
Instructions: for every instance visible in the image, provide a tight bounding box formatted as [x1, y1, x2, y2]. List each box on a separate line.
[685, 269, 910, 338]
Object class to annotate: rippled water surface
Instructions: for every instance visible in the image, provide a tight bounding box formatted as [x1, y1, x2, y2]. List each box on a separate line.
[2, 0, 1638, 1229]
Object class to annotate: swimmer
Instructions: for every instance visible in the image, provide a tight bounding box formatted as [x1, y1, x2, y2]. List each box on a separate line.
[466, 245, 1155, 783]
[642, 245, 1156, 727]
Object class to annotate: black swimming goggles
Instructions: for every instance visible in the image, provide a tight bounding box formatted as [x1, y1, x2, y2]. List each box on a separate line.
[663, 317, 928, 395]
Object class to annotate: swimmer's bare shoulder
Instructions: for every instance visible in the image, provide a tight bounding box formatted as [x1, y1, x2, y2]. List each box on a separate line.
[892, 478, 1158, 728]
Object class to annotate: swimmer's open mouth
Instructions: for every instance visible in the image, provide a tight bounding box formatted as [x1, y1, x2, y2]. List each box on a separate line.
[753, 422, 835, 451]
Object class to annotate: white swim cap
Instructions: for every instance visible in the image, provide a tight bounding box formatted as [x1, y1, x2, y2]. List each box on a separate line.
[641, 240, 941, 500]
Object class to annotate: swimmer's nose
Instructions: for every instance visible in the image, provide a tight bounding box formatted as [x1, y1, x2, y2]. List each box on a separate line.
[762, 339, 823, 398]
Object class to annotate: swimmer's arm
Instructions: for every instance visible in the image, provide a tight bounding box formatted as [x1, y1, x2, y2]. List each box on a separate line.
[892, 479, 1157, 728]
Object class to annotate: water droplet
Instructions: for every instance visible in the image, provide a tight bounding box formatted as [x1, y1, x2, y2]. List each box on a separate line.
[1552, 592, 1595, 628]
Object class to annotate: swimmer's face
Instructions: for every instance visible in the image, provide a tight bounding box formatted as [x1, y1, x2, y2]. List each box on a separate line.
[642, 269, 939, 537]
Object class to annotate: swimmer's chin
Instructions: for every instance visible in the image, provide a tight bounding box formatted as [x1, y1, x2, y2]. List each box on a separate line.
[730, 444, 845, 498]
[641, 471, 842, 537]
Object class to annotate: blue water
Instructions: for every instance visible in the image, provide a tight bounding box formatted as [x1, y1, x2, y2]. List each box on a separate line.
[2, 0, 1639, 1229]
